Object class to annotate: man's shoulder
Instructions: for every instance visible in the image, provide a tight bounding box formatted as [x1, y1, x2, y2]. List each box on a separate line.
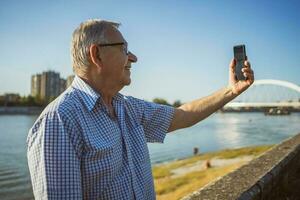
[39, 87, 82, 122]
[122, 95, 159, 119]
[123, 95, 162, 109]
[123, 95, 147, 106]
[27, 88, 83, 148]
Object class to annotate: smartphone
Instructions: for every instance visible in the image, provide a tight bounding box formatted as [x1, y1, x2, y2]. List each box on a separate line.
[233, 45, 247, 80]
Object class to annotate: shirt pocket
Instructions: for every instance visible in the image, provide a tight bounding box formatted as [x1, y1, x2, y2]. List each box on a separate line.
[82, 130, 123, 197]
[83, 128, 123, 175]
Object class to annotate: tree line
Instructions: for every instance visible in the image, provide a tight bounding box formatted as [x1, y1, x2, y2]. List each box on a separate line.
[0, 95, 54, 107]
[0, 95, 183, 108]
[152, 98, 182, 107]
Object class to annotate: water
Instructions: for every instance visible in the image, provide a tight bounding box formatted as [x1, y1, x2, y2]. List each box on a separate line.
[149, 112, 300, 164]
[0, 115, 36, 200]
[0, 113, 299, 200]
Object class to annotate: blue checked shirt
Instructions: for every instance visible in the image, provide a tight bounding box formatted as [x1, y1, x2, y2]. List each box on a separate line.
[27, 76, 174, 200]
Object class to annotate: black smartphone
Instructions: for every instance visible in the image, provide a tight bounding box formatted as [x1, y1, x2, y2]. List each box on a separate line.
[233, 44, 247, 80]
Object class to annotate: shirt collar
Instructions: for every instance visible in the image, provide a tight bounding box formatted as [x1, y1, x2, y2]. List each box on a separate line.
[71, 76, 124, 111]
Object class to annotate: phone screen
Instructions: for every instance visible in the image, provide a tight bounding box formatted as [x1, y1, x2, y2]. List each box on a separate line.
[233, 45, 247, 80]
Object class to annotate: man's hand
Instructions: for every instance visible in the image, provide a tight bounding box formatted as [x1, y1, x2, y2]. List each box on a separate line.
[228, 58, 254, 95]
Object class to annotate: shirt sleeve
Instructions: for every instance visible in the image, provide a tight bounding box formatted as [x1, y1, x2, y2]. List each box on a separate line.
[27, 111, 83, 200]
[126, 96, 175, 143]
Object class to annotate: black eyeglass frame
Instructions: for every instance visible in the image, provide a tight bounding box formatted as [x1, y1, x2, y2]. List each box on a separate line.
[97, 42, 129, 55]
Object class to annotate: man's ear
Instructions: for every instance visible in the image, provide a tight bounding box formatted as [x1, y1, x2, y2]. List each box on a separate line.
[89, 44, 102, 67]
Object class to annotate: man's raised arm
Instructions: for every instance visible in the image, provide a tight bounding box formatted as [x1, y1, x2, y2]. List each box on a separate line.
[168, 59, 254, 133]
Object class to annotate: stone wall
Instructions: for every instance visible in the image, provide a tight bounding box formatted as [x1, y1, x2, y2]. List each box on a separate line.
[182, 133, 300, 200]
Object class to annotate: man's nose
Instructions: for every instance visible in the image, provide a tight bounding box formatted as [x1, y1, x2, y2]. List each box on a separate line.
[128, 51, 137, 63]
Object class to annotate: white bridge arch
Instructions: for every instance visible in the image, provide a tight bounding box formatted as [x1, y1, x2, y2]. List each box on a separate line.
[225, 79, 300, 108]
[253, 79, 300, 93]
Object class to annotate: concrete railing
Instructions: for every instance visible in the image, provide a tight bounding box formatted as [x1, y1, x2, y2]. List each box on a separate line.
[182, 133, 300, 200]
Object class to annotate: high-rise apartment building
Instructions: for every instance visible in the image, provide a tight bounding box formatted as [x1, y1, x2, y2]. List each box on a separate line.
[60, 78, 66, 94]
[31, 71, 69, 102]
[40, 71, 60, 101]
[31, 74, 42, 97]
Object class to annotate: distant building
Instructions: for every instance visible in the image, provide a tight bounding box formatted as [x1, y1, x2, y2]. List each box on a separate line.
[31, 71, 73, 102]
[31, 74, 42, 97]
[4, 93, 20, 103]
[60, 78, 66, 94]
[66, 75, 75, 88]
[40, 71, 61, 101]
[0, 93, 21, 106]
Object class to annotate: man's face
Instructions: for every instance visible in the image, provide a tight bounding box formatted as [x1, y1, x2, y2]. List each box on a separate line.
[99, 26, 137, 88]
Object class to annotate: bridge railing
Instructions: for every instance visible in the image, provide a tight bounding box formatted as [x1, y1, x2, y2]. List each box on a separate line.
[182, 133, 300, 200]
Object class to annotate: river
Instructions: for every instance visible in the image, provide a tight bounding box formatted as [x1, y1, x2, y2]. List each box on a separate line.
[0, 113, 299, 200]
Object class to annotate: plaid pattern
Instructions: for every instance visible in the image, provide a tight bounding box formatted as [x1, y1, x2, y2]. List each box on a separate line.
[27, 76, 174, 200]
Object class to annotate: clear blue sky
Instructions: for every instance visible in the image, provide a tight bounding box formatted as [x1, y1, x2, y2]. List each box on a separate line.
[0, 0, 299, 102]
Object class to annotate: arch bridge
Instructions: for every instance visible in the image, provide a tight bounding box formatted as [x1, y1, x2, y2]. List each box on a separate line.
[224, 79, 300, 111]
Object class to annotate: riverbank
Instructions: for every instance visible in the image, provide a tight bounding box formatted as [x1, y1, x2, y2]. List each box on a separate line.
[0, 106, 43, 115]
[153, 145, 274, 200]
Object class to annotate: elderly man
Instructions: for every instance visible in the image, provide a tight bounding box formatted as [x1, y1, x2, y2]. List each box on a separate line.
[27, 19, 254, 200]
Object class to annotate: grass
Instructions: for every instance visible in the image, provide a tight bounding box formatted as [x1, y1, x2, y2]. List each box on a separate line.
[153, 145, 274, 200]
[155, 162, 245, 200]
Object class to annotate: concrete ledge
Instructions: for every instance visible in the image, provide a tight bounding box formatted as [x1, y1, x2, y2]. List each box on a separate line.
[182, 133, 300, 200]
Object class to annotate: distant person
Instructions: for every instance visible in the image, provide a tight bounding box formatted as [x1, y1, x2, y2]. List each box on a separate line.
[27, 19, 254, 199]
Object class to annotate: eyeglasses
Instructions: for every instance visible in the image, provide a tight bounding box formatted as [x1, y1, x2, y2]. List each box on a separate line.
[97, 42, 129, 55]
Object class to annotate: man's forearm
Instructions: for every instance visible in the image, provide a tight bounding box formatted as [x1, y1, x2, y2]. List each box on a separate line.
[168, 86, 238, 132]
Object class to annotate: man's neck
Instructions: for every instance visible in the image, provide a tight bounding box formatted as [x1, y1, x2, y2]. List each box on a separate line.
[78, 74, 122, 107]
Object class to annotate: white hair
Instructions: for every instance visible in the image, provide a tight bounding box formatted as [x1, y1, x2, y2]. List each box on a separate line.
[71, 19, 120, 73]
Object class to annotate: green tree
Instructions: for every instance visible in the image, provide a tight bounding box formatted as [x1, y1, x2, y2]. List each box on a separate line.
[173, 100, 182, 108]
[153, 98, 171, 106]
[18, 95, 45, 106]
[34, 95, 45, 106]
